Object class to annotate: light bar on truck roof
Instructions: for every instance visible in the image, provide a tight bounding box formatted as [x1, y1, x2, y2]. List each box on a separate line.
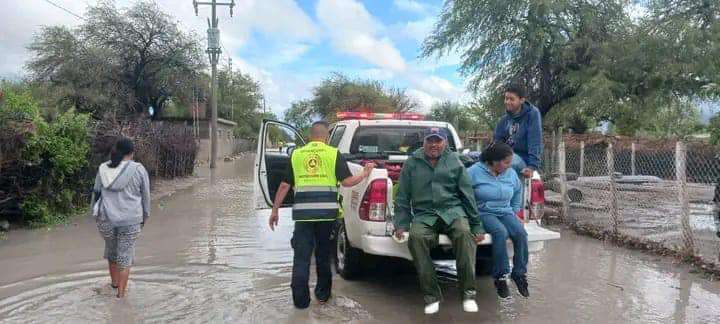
[336, 111, 425, 121]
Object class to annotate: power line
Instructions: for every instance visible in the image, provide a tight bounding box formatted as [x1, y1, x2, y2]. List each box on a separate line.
[42, 0, 85, 20]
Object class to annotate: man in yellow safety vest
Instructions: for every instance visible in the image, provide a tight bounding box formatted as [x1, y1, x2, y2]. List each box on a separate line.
[269, 121, 375, 309]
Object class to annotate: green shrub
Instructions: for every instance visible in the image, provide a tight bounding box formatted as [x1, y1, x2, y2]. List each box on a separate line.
[1, 88, 90, 226]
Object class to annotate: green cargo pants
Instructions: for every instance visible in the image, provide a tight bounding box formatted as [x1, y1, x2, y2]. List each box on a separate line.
[408, 216, 477, 304]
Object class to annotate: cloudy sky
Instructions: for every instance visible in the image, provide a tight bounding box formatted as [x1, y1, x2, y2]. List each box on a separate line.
[1, 0, 470, 117]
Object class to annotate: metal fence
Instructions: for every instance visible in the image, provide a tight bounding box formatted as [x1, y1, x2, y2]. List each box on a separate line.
[548, 135, 720, 269]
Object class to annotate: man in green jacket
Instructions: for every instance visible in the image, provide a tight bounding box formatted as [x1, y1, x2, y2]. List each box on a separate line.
[393, 127, 486, 315]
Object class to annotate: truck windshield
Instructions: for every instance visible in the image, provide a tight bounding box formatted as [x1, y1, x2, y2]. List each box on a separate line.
[349, 126, 456, 155]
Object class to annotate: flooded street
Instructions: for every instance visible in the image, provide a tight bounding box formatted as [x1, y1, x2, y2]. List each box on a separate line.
[2, 156, 720, 323]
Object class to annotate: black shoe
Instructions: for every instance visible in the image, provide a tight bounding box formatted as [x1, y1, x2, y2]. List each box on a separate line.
[293, 299, 311, 309]
[512, 275, 530, 297]
[316, 294, 330, 304]
[494, 277, 511, 299]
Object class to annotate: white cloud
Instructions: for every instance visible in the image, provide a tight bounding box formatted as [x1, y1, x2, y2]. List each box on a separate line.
[394, 0, 429, 14]
[406, 89, 440, 113]
[407, 73, 462, 99]
[403, 73, 472, 112]
[210, 0, 318, 47]
[1, 0, 318, 78]
[360, 68, 395, 81]
[397, 16, 435, 42]
[316, 0, 406, 72]
[263, 43, 312, 68]
[160, 0, 318, 51]
[412, 49, 464, 72]
[0, 0, 85, 77]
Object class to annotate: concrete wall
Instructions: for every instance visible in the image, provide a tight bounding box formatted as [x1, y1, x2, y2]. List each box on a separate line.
[197, 138, 254, 163]
[155, 117, 255, 163]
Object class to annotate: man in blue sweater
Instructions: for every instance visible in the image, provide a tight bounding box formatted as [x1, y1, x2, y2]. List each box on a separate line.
[494, 84, 543, 178]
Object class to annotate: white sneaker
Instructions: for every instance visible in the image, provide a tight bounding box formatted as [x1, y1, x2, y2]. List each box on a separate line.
[424, 301, 440, 314]
[462, 299, 478, 313]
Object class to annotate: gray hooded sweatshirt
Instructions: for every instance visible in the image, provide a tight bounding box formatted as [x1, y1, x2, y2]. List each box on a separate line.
[92, 160, 151, 227]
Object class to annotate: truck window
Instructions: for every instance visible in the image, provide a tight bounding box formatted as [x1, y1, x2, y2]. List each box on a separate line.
[329, 125, 346, 148]
[349, 126, 456, 154]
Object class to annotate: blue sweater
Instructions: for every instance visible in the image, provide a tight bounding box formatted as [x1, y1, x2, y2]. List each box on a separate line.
[467, 162, 522, 218]
[494, 102, 543, 170]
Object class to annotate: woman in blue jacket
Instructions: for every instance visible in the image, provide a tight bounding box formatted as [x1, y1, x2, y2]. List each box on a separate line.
[467, 142, 529, 299]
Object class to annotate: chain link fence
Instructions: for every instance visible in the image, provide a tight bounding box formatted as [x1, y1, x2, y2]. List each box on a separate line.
[549, 135, 720, 271]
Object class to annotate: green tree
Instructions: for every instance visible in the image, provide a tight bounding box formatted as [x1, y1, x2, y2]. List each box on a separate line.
[647, 0, 720, 99]
[428, 101, 473, 134]
[423, 1, 718, 136]
[423, 0, 629, 118]
[287, 73, 418, 124]
[27, 1, 204, 119]
[466, 95, 506, 133]
[215, 69, 265, 138]
[284, 100, 315, 131]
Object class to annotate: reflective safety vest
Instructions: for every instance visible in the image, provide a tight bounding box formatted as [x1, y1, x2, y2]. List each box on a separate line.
[291, 141, 340, 221]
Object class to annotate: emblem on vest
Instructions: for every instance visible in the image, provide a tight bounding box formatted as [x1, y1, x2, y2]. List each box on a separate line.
[303, 153, 322, 175]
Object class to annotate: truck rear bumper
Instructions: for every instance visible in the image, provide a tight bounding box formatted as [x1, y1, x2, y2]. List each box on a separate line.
[360, 222, 560, 261]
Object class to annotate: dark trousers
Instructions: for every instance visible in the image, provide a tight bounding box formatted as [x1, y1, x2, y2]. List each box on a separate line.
[291, 221, 334, 309]
[408, 217, 477, 304]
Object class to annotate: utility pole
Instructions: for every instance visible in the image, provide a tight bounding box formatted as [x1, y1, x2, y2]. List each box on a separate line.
[194, 0, 235, 169]
[228, 57, 233, 122]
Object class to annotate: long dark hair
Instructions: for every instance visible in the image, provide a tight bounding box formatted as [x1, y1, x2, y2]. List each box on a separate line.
[109, 137, 134, 168]
[480, 141, 514, 164]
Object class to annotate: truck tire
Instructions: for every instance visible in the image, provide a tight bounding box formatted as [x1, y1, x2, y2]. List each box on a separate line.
[334, 222, 364, 280]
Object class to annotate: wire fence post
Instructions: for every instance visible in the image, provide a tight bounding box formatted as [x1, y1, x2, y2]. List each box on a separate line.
[675, 141, 695, 257]
[579, 141, 585, 177]
[550, 130, 558, 174]
[607, 142, 619, 234]
[559, 140, 570, 224]
[631, 142, 637, 176]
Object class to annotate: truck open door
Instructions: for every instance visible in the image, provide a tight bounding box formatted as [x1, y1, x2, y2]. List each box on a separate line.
[254, 119, 305, 209]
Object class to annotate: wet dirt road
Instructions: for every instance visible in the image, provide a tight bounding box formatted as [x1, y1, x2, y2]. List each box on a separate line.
[1, 156, 720, 323]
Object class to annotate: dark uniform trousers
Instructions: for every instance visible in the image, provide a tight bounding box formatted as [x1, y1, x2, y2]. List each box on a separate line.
[291, 221, 334, 308]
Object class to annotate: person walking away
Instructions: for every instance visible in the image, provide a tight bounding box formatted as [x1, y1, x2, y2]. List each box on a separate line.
[494, 83, 543, 178]
[92, 137, 150, 298]
[268, 121, 375, 309]
[468, 142, 530, 299]
[393, 127, 486, 314]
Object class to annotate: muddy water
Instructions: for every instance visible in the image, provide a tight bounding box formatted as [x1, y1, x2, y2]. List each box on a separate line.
[1, 157, 720, 323]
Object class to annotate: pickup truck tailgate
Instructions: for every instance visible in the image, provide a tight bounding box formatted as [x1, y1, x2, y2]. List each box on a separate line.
[436, 222, 560, 245]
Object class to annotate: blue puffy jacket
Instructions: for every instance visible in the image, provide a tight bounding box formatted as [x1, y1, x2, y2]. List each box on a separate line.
[494, 102, 543, 170]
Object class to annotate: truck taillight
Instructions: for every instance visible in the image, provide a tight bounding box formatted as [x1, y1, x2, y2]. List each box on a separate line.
[529, 179, 545, 220]
[531, 179, 545, 204]
[359, 179, 387, 222]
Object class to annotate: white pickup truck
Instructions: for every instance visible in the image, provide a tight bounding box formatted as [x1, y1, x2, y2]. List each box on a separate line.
[255, 113, 560, 279]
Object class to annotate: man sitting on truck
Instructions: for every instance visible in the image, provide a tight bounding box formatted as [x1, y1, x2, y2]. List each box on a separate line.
[393, 127, 486, 315]
[494, 83, 543, 178]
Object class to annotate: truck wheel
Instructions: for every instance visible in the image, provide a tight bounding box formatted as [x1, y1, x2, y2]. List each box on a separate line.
[475, 245, 493, 276]
[334, 222, 364, 280]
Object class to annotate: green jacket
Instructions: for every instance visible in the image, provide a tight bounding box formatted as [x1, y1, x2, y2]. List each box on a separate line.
[393, 148, 484, 235]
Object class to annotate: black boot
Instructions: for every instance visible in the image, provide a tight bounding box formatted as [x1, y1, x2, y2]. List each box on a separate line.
[512, 274, 530, 298]
[494, 276, 511, 299]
